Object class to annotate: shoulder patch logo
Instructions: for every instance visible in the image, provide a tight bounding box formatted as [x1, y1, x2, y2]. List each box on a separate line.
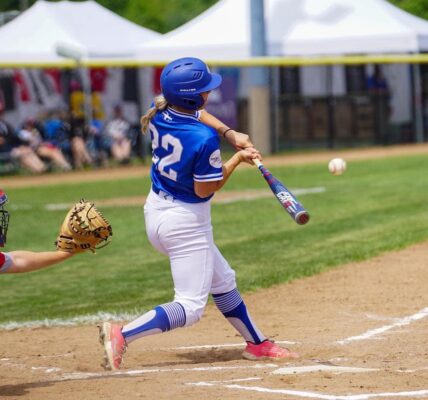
[162, 111, 172, 121]
[209, 149, 222, 168]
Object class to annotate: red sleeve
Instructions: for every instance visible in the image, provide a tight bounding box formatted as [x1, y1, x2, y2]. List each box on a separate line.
[0, 252, 5, 268]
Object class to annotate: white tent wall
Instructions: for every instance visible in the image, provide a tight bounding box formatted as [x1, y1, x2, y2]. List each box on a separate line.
[277, 0, 428, 56]
[0, 68, 65, 124]
[382, 64, 412, 124]
[137, 0, 428, 59]
[300, 66, 346, 97]
[137, 0, 251, 61]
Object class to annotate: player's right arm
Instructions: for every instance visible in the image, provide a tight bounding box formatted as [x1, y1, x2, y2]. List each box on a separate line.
[194, 148, 260, 198]
[0, 250, 73, 274]
[199, 110, 254, 150]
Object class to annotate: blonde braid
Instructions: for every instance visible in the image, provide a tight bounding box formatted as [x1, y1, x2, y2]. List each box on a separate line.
[140, 95, 168, 134]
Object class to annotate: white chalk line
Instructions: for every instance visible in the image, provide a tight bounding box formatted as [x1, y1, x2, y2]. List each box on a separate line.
[272, 365, 378, 375]
[0, 311, 140, 330]
[58, 363, 278, 381]
[191, 377, 262, 385]
[171, 340, 296, 350]
[185, 382, 428, 400]
[4, 357, 428, 386]
[336, 307, 428, 345]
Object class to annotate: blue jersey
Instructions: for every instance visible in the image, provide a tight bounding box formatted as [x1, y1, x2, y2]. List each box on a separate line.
[149, 107, 223, 203]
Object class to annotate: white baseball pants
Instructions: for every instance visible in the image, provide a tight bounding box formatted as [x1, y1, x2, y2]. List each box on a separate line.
[144, 189, 237, 326]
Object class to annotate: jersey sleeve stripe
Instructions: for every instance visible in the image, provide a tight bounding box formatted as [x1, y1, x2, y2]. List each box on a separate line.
[193, 172, 223, 179]
[194, 176, 223, 182]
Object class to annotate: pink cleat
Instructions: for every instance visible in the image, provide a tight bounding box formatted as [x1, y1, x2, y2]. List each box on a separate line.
[242, 340, 299, 361]
[99, 322, 127, 370]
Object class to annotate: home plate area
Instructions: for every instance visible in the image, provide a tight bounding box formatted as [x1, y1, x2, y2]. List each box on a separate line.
[1, 242, 428, 399]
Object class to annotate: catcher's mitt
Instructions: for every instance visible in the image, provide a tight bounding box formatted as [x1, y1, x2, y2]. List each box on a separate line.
[56, 199, 112, 254]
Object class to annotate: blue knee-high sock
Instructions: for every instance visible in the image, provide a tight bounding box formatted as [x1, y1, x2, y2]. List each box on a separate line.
[213, 288, 266, 344]
[122, 302, 186, 344]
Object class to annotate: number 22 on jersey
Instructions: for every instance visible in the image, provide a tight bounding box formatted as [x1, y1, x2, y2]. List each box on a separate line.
[149, 123, 183, 182]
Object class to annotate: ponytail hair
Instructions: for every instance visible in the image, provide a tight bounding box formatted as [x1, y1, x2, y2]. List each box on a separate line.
[140, 95, 168, 134]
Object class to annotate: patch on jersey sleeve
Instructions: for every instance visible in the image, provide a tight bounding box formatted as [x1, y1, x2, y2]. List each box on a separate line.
[209, 149, 222, 168]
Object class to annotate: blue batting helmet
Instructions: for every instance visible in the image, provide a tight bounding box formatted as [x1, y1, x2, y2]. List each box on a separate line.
[0, 190, 9, 247]
[160, 57, 222, 111]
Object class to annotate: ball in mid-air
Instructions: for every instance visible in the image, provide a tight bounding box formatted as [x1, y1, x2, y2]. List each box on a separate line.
[328, 158, 347, 175]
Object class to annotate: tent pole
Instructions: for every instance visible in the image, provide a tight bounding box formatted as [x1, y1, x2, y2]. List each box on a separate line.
[412, 63, 424, 143]
[79, 63, 92, 129]
[327, 65, 336, 148]
[249, 0, 271, 154]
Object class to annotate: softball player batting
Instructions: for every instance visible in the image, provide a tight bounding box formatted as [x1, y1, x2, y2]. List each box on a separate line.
[0, 190, 73, 274]
[100, 57, 298, 370]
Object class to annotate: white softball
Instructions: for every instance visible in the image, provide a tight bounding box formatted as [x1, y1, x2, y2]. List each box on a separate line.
[328, 158, 347, 175]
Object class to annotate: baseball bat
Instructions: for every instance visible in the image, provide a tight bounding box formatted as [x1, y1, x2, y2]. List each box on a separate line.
[253, 158, 310, 225]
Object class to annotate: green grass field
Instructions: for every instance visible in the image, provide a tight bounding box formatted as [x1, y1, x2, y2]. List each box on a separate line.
[1, 154, 427, 324]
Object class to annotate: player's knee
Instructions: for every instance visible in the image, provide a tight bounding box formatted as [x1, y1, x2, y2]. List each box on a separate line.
[211, 271, 237, 294]
[179, 302, 205, 326]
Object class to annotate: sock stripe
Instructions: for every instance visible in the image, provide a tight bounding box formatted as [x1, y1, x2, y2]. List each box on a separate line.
[213, 288, 243, 314]
[160, 302, 186, 330]
[213, 289, 266, 345]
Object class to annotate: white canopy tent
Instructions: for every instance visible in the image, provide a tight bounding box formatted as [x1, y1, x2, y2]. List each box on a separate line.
[0, 1, 162, 130]
[136, 0, 428, 148]
[137, 0, 428, 60]
[277, 0, 428, 55]
[0, 0, 161, 65]
[137, 0, 250, 61]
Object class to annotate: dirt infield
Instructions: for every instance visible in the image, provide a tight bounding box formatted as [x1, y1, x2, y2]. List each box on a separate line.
[1, 143, 428, 399]
[1, 242, 428, 399]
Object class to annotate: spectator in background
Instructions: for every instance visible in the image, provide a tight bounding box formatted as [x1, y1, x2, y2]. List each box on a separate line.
[44, 108, 92, 170]
[366, 65, 392, 142]
[68, 79, 95, 169]
[366, 64, 392, 115]
[69, 79, 86, 121]
[18, 118, 72, 172]
[43, 108, 72, 156]
[366, 65, 389, 94]
[69, 114, 93, 170]
[0, 102, 46, 174]
[104, 104, 131, 165]
[87, 111, 109, 167]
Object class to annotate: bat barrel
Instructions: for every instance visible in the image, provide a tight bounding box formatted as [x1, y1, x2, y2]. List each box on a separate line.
[253, 158, 310, 226]
[295, 211, 310, 225]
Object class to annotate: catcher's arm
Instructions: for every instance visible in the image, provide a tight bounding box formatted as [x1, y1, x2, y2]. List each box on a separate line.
[1, 250, 73, 274]
[199, 110, 255, 150]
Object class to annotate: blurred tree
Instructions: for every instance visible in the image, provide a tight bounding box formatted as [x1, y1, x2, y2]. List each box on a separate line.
[121, 0, 217, 33]
[0, 0, 23, 11]
[388, 0, 428, 21]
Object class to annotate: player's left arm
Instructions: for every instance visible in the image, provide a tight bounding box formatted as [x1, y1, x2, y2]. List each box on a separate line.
[194, 147, 260, 198]
[2, 251, 73, 274]
[199, 110, 254, 150]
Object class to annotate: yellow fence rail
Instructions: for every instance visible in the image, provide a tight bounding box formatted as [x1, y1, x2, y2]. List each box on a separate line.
[3, 53, 428, 68]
